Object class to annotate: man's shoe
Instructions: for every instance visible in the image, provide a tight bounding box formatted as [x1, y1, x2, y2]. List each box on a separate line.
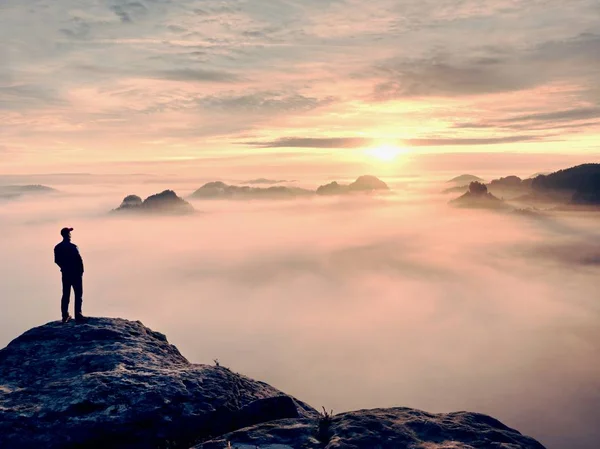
[75, 315, 88, 324]
[62, 315, 72, 324]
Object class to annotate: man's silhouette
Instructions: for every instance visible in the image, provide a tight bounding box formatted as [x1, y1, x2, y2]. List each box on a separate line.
[54, 227, 87, 323]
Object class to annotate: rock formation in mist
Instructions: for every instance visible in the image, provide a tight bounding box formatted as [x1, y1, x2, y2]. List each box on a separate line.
[0, 318, 546, 449]
[191, 181, 312, 200]
[443, 175, 486, 194]
[191, 176, 390, 200]
[316, 175, 390, 196]
[447, 174, 484, 185]
[0, 184, 58, 200]
[316, 181, 345, 195]
[349, 175, 390, 191]
[450, 182, 508, 209]
[532, 164, 600, 208]
[118, 194, 143, 209]
[113, 190, 194, 214]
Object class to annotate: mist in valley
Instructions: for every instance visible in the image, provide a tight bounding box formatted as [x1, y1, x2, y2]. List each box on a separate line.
[0, 174, 599, 449]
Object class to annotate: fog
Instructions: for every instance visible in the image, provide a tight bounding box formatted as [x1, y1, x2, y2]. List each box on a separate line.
[1, 175, 599, 449]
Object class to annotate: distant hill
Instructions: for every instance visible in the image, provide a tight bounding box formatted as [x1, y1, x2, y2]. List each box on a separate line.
[532, 164, 600, 207]
[0, 185, 58, 200]
[445, 164, 600, 210]
[450, 182, 508, 209]
[442, 175, 530, 196]
[113, 190, 194, 215]
[191, 182, 312, 199]
[447, 174, 484, 185]
[532, 164, 600, 193]
[317, 175, 390, 196]
[191, 176, 390, 199]
[243, 178, 294, 185]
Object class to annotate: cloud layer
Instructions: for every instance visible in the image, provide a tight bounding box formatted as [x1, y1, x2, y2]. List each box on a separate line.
[0, 175, 599, 449]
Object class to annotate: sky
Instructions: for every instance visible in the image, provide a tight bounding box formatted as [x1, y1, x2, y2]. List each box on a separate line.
[1, 0, 600, 173]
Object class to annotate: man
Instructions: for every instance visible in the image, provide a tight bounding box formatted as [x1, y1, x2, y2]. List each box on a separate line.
[54, 227, 87, 323]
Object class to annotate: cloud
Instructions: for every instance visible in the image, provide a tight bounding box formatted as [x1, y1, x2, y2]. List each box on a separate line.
[246, 135, 541, 148]
[1, 0, 600, 165]
[150, 68, 240, 83]
[453, 107, 600, 132]
[0, 85, 65, 109]
[110, 2, 148, 23]
[372, 56, 533, 99]
[370, 33, 600, 100]
[200, 91, 335, 113]
[246, 137, 372, 148]
[405, 136, 543, 146]
[499, 107, 600, 123]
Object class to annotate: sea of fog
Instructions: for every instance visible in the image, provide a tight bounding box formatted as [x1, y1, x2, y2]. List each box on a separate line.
[0, 173, 599, 449]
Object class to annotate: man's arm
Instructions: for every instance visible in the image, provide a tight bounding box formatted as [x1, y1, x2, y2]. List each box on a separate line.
[54, 246, 63, 269]
[75, 246, 84, 274]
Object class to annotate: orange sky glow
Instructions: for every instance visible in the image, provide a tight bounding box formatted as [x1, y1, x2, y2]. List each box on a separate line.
[1, 0, 599, 174]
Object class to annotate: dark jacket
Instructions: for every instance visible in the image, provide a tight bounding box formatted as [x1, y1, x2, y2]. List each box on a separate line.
[54, 241, 84, 276]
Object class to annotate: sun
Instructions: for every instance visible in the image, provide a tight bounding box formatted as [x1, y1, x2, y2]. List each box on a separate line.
[365, 144, 405, 162]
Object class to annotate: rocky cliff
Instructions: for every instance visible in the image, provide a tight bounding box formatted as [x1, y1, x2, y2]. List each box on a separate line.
[0, 318, 546, 449]
[113, 190, 194, 215]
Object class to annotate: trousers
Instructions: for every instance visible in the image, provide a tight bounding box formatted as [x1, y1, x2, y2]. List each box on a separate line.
[61, 274, 83, 318]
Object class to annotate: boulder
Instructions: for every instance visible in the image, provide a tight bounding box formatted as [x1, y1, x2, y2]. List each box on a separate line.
[0, 318, 315, 449]
[200, 407, 546, 449]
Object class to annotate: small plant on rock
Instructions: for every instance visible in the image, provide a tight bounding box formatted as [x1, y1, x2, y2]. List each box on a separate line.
[317, 406, 334, 444]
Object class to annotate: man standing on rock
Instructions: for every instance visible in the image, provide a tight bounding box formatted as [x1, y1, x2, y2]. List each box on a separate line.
[54, 227, 87, 323]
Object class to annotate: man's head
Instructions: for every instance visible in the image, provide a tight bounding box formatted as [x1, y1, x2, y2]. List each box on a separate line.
[60, 227, 73, 241]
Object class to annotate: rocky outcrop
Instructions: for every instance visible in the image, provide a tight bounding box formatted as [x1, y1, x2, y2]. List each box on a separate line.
[450, 182, 509, 210]
[0, 318, 315, 449]
[316, 181, 345, 196]
[113, 190, 194, 215]
[0, 318, 546, 449]
[200, 408, 546, 449]
[317, 176, 389, 196]
[117, 194, 143, 209]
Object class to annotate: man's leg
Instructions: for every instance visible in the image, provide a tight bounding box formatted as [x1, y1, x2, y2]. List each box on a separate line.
[61, 275, 72, 319]
[73, 276, 84, 319]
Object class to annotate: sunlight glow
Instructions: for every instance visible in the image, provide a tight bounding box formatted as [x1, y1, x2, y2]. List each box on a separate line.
[365, 144, 406, 162]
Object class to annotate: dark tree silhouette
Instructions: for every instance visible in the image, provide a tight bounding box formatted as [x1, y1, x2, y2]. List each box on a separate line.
[469, 181, 488, 195]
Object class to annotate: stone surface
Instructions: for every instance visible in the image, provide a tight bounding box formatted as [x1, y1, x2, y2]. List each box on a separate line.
[0, 318, 315, 449]
[0, 318, 546, 449]
[200, 408, 546, 449]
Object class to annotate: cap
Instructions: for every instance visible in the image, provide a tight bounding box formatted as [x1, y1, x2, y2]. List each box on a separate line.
[60, 227, 74, 236]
